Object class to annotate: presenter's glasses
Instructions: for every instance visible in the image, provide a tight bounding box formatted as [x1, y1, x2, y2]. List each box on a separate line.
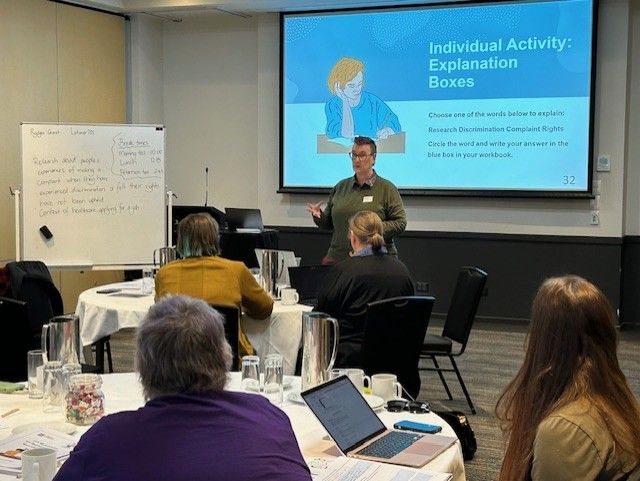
[348, 152, 372, 160]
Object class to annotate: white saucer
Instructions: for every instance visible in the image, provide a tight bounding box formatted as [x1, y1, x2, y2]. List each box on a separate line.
[287, 391, 384, 411]
[363, 394, 385, 411]
[12, 422, 77, 436]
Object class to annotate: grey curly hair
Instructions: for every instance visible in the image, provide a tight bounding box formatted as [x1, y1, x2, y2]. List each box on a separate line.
[136, 295, 232, 400]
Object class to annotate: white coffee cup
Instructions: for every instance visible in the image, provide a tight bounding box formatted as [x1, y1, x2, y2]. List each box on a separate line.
[280, 287, 299, 305]
[21, 448, 57, 481]
[371, 373, 403, 402]
[347, 368, 371, 392]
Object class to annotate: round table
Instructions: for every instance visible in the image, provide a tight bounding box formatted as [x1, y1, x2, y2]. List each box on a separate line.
[75, 280, 312, 374]
[0, 373, 465, 481]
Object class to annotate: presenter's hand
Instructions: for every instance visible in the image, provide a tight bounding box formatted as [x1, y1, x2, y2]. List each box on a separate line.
[306, 202, 323, 218]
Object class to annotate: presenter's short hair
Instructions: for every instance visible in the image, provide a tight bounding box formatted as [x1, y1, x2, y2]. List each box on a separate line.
[327, 57, 364, 94]
[177, 213, 220, 258]
[136, 295, 232, 400]
[353, 136, 377, 155]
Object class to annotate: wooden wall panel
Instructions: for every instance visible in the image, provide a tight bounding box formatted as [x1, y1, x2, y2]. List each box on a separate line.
[0, 0, 57, 261]
[56, 3, 125, 123]
[0, 1, 127, 309]
[55, 4, 127, 306]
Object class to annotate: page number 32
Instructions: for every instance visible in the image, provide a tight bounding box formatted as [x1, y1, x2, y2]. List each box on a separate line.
[562, 175, 576, 185]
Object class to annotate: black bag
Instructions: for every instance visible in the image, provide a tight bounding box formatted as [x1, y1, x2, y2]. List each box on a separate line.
[435, 410, 477, 460]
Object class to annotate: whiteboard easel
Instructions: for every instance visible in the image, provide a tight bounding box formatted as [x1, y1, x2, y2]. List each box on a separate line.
[20, 122, 167, 268]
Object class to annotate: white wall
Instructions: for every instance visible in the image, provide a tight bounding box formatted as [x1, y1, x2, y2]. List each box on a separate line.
[165, 14, 261, 208]
[130, 0, 637, 238]
[129, 15, 164, 124]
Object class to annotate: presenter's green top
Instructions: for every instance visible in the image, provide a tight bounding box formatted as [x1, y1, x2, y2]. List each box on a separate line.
[313, 173, 406, 262]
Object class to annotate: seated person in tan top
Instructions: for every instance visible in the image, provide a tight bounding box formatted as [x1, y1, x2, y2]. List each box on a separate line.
[155, 213, 273, 357]
[496, 276, 640, 481]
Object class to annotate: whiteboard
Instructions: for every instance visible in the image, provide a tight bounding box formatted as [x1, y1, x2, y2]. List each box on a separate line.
[20, 123, 166, 267]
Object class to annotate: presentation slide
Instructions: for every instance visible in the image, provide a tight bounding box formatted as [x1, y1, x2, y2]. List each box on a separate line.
[280, 0, 595, 196]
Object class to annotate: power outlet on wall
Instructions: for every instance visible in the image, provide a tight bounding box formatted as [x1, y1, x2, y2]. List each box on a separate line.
[415, 281, 430, 293]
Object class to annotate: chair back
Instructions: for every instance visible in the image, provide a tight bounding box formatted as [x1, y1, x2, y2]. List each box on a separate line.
[442, 266, 487, 353]
[363, 296, 435, 399]
[7, 261, 63, 341]
[209, 304, 240, 371]
[0, 296, 31, 382]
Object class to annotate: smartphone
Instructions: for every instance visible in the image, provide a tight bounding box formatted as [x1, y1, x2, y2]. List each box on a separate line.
[393, 420, 442, 434]
[96, 288, 121, 294]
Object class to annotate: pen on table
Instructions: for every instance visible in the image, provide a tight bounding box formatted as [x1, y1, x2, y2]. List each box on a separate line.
[1, 408, 19, 418]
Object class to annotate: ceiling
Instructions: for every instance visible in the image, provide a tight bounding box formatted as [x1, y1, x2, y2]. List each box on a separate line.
[64, 0, 459, 16]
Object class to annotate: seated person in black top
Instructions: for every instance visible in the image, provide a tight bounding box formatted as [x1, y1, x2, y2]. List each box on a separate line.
[315, 211, 414, 367]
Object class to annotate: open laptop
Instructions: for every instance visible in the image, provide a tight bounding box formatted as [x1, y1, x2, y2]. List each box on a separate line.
[224, 208, 264, 232]
[287, 265, 331, 306]
[301, 376, 457, 468]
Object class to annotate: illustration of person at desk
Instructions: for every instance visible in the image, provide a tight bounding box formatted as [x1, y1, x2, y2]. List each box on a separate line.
[319, 57, 405, 154]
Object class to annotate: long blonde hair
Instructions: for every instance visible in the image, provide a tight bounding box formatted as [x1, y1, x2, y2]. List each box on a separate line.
[496, 276, 640, 481]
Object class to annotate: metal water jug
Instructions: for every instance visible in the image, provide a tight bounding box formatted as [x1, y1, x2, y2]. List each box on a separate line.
[41, 315, 81, 365]
[261, 249, 282, 297]
[153, 246, 177, 267]
[301, 312, 339, 391]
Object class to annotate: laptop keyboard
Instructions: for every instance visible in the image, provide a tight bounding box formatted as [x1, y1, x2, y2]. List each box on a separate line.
[356, 431, 424, 459]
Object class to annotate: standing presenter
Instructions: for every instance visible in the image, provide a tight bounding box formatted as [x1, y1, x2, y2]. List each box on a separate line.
[306, 136, 406, 264]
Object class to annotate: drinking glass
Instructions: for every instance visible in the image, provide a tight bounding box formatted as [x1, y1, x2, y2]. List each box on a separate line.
[241, 355, 261, 392]
[27, 350, 44, 399]
[263, 354, 283, 405]
[42, 361, 64, 413]
[141, 267, 154, 295]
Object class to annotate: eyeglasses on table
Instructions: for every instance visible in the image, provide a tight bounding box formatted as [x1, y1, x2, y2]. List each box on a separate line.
[385, 399, 430, 413]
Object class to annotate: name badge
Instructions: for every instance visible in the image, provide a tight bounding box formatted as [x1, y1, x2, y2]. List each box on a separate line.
[363, 196, 373, 203]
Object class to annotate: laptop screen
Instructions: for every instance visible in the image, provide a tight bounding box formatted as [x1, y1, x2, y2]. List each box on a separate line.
[302, 376, 386, 453]
[288, 265, 331, 301]
[224, 208, 263, 231]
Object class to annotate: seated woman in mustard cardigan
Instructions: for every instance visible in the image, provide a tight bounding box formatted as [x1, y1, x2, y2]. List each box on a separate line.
[155, 213, 273, 356]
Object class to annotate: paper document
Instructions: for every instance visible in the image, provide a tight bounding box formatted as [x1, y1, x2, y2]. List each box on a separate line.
[0, 427, 76, 475]
[310, 457, 452, 481]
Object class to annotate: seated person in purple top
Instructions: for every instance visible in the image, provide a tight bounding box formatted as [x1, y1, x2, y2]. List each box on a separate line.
[54, 295, 311, 481]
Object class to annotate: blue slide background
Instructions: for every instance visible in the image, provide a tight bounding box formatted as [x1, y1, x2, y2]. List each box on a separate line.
[281, 0, 594, 192]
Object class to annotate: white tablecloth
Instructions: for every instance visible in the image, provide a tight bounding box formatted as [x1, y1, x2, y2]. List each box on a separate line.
[75, 280, 312, 374]
[0, 373, 465, 481]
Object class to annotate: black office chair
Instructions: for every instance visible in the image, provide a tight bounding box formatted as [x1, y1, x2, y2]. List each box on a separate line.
[209, 304, 240, 371]
[363, 296, 435, 400]
[419, 266, 488, 414]
[0, 297, 32, 382]
[7, 261, 64, 349]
